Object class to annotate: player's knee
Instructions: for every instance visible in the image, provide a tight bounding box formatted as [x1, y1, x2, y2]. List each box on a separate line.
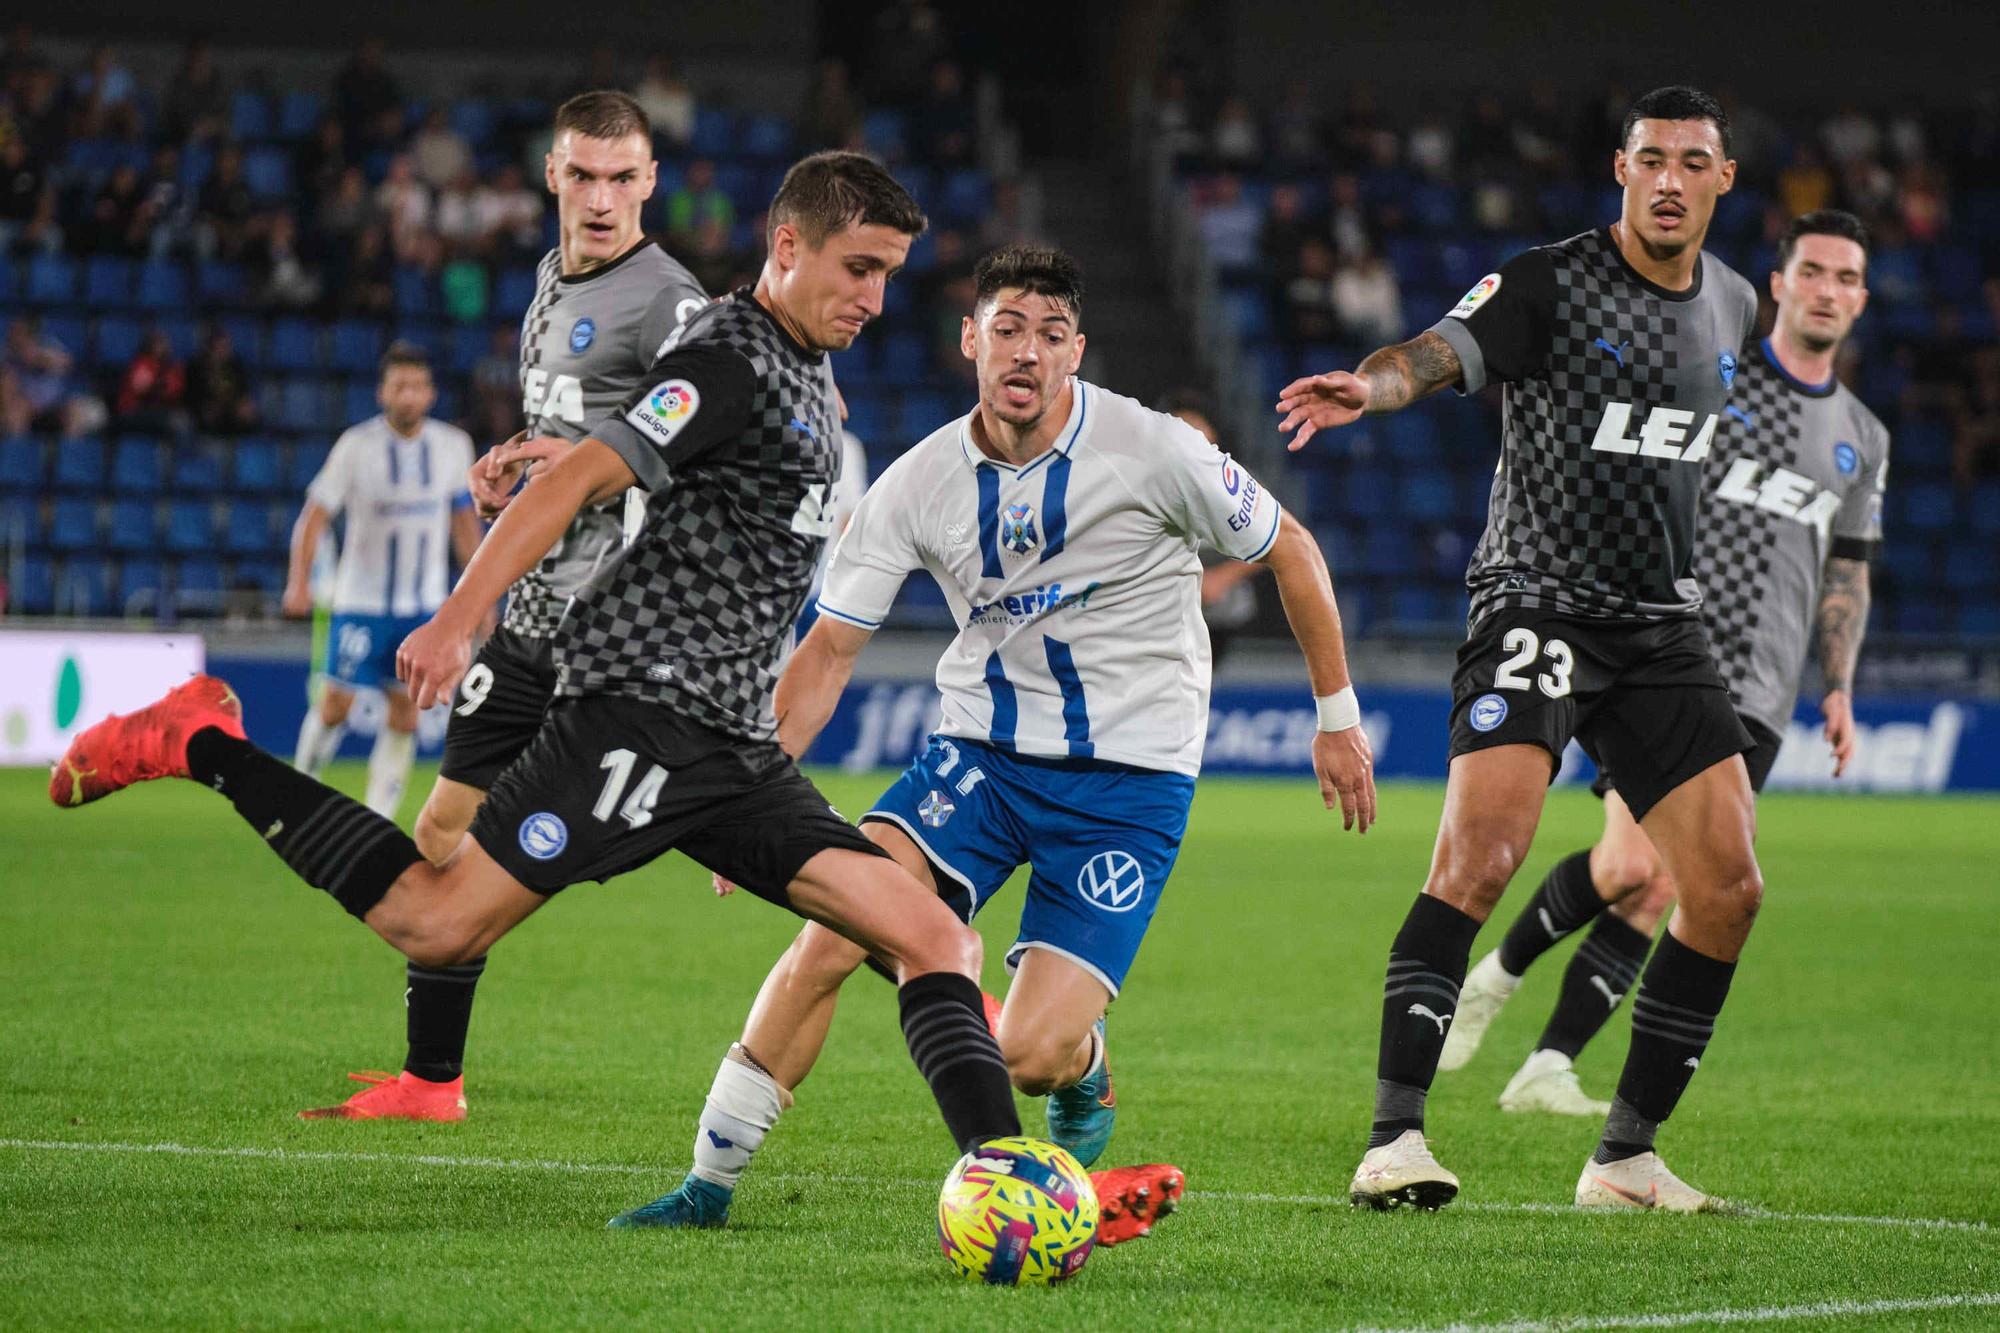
[319, 690, 353, 726]
[412, 806, 463, 866]
[1000, 1030, 1071, 1097]
[400, 924, 482, 970]
[1433, 837, 1527, 910]
[1596, 845, 1658, 896]
[786, 924, 869, 993]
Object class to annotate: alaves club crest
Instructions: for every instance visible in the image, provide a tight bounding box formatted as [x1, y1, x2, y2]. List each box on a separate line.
[999, 502, 1039, 555]
[1718, 350, 1737, 388]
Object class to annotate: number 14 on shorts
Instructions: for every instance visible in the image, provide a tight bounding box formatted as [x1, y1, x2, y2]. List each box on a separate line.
[594, 748, 669, 829]
[1494, 628, 1573, 697]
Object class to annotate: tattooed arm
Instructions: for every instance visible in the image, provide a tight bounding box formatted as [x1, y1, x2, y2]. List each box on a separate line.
[1275, 331, 1463, 451]
[1815, 556, 1871, 777]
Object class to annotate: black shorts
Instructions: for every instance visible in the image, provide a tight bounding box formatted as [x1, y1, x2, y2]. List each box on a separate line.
[1448, 610, 1752, 822]
[468, 692, 885, 901]
[1592, 713, 1784, 800]
[438, 628, 558, 790]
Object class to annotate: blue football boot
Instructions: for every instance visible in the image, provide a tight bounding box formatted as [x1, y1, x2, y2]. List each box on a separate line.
[1046, 1018, 1116, 1168]
[607, 1174, 733, 1229]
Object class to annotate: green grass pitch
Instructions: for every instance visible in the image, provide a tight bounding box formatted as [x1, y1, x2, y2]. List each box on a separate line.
[3, 765, 1995, 1330]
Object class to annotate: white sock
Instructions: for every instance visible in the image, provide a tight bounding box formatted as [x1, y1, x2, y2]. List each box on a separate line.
[293, 710, 345, 778]
[1055, 1024, 1104, 1093]
[364, 727, 416, 819]
[690, 1048, 783, 1190]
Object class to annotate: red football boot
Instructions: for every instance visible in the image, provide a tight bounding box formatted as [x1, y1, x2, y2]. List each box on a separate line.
[1090, 1162, 1186, 1246]
[298, 1070, 467, 1121]
[982, 991, 1004, 1035]
[49, 674, 245, 808]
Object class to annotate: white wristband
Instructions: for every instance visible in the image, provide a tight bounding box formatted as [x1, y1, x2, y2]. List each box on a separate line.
[1315, 686, 1361, 732]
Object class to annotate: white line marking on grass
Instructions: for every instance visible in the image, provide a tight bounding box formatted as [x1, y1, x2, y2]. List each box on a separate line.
[1357, 1289, 2000, 1332]
[2, 1138, 1993, 1237]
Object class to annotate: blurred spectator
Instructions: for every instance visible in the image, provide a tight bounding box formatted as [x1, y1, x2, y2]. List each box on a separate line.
[185, 326, 257, 435]
[113, 330, 187, 433]
[1259, 184, 1315, 276]
[335, 223, 395, 317]
[1778, 143, 1835, 217]
[374, 153, 433, 263]
[137, 145, 193, 258]
[1898, 164, 1949, 244]
[2, 317, 102, 437]
[1407, 112, 1455, 180]
[1821, 105, 1881, 166]
[0, 135, 60, 254]
[978, 178, 1032, 249]
[917, 61, 975, 167]
[470, 324, 521, 445]
[334, 38, 402, 147]
[683, 217, 741, 295]
[1326, 172, 1371, 260]
[1211, 96, 1262, 171]
[315, 165, 376, 252]
[1269, 81, 1324, 171]
[1282, 238, 1341, 343]
[1195, 174, 1262, 274]
[256, 211, 321, 309]
[298, 117, 349, 206]
[162, 37, 227, 144]
[435, 170, 482, 256]
[68, 44, 138, 139]
[197, 143, 256, 260]
[473, 164, 543, 259]
[634, 54, 695, 150]
[1331, 244, 1404, 346]
[801, 57, 860, 151]
[665, 159, 734, 247]
[81, 163, 148, 255]
[867, 0, 950, 105]
[410, 106, 472, 191]
[1149, 69, 1203, 163]
[565, 46, 622, 102]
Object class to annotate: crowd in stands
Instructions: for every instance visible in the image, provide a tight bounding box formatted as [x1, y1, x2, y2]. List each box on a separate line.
[1161, 77, 2000, 638]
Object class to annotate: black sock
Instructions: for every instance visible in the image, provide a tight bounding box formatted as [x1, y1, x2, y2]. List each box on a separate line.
[1372, 894, 1483, 1147]
[1498, 850, 1609, 976]
[185, 727, 422, 920]
[1595, 932, 1735, 1162]
[404, 957, 485, 1083]
[1538, 913, 1652, 1059]
[897, 971, 1020, 1154]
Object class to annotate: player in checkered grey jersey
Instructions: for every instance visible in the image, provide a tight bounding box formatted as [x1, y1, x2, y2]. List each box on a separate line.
[1442, 211, 1889, 1121]
[56, 153, 1035, 1223]
[1277, 88, 1772, 1212]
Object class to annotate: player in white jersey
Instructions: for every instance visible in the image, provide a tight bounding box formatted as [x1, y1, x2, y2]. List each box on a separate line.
[284, 343, 481, 817]
[615, 245, 1376, 1240]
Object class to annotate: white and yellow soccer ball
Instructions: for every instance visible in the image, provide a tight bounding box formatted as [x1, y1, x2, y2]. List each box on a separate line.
[938, 1136, 1099, 1285]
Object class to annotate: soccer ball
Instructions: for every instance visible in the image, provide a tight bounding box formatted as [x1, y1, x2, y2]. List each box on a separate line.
[937, 1136, 1098, 1285]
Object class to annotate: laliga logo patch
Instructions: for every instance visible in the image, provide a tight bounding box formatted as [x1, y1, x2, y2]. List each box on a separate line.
[1448, 272, 1502, 320]
[626, 378, 701, 446]
[518, 812, 568, 861]
[569, 317, 596, 353]
[1833, 441, 1859, 476]
[1718, 350, 1737, 388]
[1077, 850, 1145, 913]
[999, 502, 1039, 555]
[1469, 692, 1509, 733]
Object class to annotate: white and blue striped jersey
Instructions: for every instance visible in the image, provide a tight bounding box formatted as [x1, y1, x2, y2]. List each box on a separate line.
[817, 379, 1282, 777]
[306, 414, 475, 617]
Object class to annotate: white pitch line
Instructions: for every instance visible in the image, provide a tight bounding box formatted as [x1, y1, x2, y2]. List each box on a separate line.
[1, 1138, 1992, 1237]
[1356, 1289, 2000, 1332]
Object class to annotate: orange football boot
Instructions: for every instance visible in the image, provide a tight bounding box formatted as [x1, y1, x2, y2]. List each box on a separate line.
[982, 991, 1004, 1035]
[1090, 1162, 1186, 1245]
[49, 674, 244, 807]
[299, 1070, 467, 1121]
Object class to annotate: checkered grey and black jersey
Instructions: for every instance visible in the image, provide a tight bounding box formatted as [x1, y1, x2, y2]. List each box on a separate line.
[1695, 339, 1889, 735]
[1430, 227, 1759, 626]
[504, 239, 708, 638]
[556, 292, 845, 740]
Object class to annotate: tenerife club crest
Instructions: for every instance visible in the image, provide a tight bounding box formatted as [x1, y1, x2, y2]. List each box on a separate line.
[999, 502, 1040, 555]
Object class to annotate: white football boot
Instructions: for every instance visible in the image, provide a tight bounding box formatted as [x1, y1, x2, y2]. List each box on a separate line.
[1437, 951, 1519, 1072]
[1349, 1130, 1460, 1211]
[1499, 1049, 1612, 1116]
[1575, 1151, 1722, 1213]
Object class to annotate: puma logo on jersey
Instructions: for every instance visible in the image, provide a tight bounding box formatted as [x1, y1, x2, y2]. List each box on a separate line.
[1594, 336, 1630, 368]
[1715, 459, 1843, 538]
[1407, 1003, 1452, 1035]
[1590, 974, 1623, 1009]
[1589, 403, 1716, 461]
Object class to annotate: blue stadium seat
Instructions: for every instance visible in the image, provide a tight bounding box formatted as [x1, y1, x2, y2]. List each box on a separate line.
[160, 316, 200, 361]
[1398, 472, 1457, 524]
[862, 109, 908, 160]
[290, 442, 332, 490]
[222, 499, 280, 555]
[24, 253, 77, 304]
[278, 91, 324, 141]
[175, 555, 225, 613]
[449, 98, 498, 148]
[1362, 522, 1417, 578]
[172, 443, 226, 493]
[220, 313, 265, 367]
[1957, 603, 2000, 637]
[1944, 541, 1989, 593]
[270, 317, 320, 372]
[232, 438, 286, 494]
[446, 324, 486, 375]
[1890, 601, 1946, 635]
[83, 255, 136, 309]
[57, 554, 113, 615]
[877, 333, 929, 387]
[1898, 483, 1957, 532]
[0, 435, 42, 492]
[279, 378, 331, 432]
[243, 146, 294, 200]
[842, 390, 888, 444]
[940, 171, 992, 224]
[109, 438, 164, 493]
[117, 555, 166, 614]
[48, 496, 100, 551]
[691, 108, 735, 156]
[329, 320, 382, 373]
[135, 261, 189, 310]
[196, 261, 249, 306]
[232, 559, 287, 598]
[230, 92, 274, 141]
[0, 258, 15, 304]
[164, 500, 215, 553]
[896, 389, 953, 440]
[1221, 287, 1273, 342]
[13, 552, 54, 613]
[0, 494, 34, 546]
[1969, 482, 2000, 537]
[43, 314, 88, 364]
[108, 497, 158, 552]
[738, 114, 793, 160]
[393, 268, 439, 319]
[52, 437, 107, 492]
[1337, 465, 1394, 521]
[95, 314, 145, 368]
[1384, 411, 1444, 463]
[339, 378, 377, 423]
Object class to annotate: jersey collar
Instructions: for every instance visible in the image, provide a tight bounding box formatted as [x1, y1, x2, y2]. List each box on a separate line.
[557, 236, 659, 285]
[1596, 224, 1705, 303]
[1757, 337, 1838, 398]
[957, 377, 1091, 478]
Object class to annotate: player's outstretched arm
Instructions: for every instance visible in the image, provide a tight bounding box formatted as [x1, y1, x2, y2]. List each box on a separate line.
[1259, 511, 1376, 832]
[281, 501, 330, 617]
[398, 437, 636, 708]
[1816, 555, 1871, 777]
[774, 617, 873, 762]
[1275, 330, 1463, 452]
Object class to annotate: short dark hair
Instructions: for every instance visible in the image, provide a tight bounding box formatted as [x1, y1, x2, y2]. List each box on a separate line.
[1777, 208, 1870, 272]
[554, 90, 650, 143]
[768, 150, 926, 248]
[973, 244, 1085, 320]
[379, 340, 431, 379]
[1620, 85, 1731, 158]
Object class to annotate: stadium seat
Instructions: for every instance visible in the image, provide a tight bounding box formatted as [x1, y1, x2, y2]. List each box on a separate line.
[230, 558, 287, 598]
[1957, 603, 2000, 637]
[877, 333, 929, 387]
[243, 146, 294, 200]
[393, 268, 439, 319]
[232, 438, 286, 494]
[343, 380, 379, 423]
[107, 497, 158, 552]
[738, 114, 793, 160]
[0, 494, 34, 546]
[1944, 541, 1989, 593]
[1221, 287, 1273, 342]
[219, 313, 265, 367]
[109, 438, 164, 493]
[12, 551, 54, 614]
[135, 261, 189, 310]
[230, 92, 274, 141]
[0, 435, 43, 492]
[24, 253, 77, 304]
[42, 313, 89, 364]
[172, 443, 226, 493]
[450, 99, 499, 148]
[329, 320, 383, 374]
[175, 555, 226, 613]
[195, 261, 250, 306]
[0, 258, 16, 305]
[290, 442, 332, 490]
[52, 437, 107, 492]
[164, 500, 215, 553]
[1397, 472, 1457, 524]
[57, 554, 113, 615]
[1898, 483, 1957, 533]
[116, 555, 166, 614]
[1363, 522, 1417, 578]
[270, 318, 321, 372]
[1970, 482, 2000, 537]
[48, 496, 100, 551]
[94, 315, 145, 368]
[83, 256, 136, 310]
[691, 108, 735, 156]
[279, 378, 332, 432]
[842, 391, 888, 444]
[222, 499, 282, 556]
[278, 91, 324, 141]
[940, 170, 992, 224]
[862, 109, 908, 160]
[493, 267, 536, 314]
[446, 324, 486, 375]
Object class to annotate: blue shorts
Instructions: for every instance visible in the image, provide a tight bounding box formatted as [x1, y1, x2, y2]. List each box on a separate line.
[864, 735, 1196, 996]
[324, 611, 427, 692]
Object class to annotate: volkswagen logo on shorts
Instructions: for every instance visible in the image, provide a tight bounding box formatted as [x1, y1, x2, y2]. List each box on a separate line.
[999, 502, 1039, 555]
[1077, 850, 1145, 913]
[1469, 692, 1509, 733]
[518, 812, 568, 860]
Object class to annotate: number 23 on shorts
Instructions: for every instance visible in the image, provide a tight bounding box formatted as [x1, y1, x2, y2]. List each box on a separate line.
[1493, 627, 1573, 698]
